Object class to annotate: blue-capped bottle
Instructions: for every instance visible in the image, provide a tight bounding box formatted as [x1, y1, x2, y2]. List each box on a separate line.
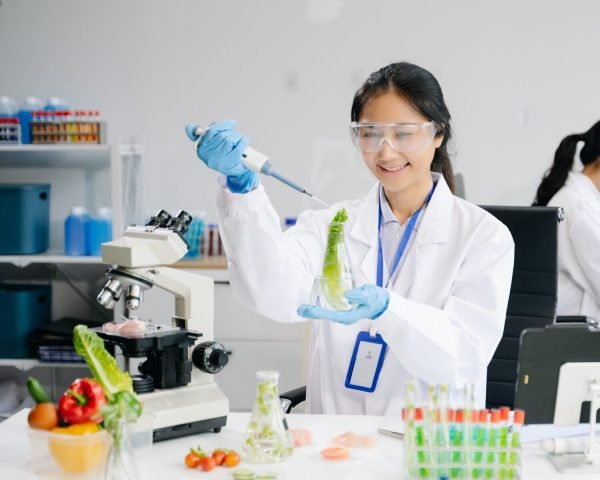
[18, 97, 44, 144]
[64, 206, 90, 256]
[86, 207, 112, 257]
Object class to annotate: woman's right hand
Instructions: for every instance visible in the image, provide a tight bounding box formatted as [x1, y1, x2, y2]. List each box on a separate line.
[185, 119, 258, 193]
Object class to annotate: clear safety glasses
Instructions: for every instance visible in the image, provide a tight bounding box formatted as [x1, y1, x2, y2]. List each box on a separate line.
[349, 121, 437, 153]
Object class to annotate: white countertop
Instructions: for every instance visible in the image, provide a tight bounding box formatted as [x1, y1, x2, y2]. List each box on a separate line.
[0, 410, 590, 479]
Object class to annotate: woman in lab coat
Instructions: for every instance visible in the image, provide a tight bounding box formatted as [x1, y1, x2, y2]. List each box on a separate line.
[186, 62, 514, 414]
[533, 120, 600, 323]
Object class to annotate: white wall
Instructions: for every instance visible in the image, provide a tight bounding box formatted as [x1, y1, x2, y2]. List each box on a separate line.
[1, 0, 599, 413]
[1, 0, 599, 220]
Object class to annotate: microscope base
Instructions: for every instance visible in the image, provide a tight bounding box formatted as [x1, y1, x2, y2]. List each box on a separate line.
[139, 382, 229, 442]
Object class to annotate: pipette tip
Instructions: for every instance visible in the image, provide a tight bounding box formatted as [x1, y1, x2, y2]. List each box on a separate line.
[308, 194, 330, 208]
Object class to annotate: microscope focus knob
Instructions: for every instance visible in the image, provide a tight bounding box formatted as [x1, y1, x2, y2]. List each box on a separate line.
[192, 341, 229, 374]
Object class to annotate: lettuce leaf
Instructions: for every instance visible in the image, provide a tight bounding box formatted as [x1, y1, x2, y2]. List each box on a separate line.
[73, 324, 133, 399]
[321, 209, 350, 310]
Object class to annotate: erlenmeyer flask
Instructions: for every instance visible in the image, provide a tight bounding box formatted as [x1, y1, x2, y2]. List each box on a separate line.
[243, 371, 294, 463]
[312, 220, 355, 311]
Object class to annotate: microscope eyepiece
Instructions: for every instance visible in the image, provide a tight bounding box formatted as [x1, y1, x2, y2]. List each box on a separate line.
[170, 210, 192, 237]
[145, 209, 172, 228]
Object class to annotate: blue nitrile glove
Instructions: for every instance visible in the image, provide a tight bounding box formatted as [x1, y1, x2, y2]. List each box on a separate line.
[297, 284, 390, 325]
[185, 119, 259, 194]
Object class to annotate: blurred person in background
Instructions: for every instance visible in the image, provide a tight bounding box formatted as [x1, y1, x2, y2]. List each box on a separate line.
[533, 120, 600, 323]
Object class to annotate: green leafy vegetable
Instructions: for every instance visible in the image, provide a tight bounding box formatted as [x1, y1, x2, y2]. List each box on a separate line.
[100, 391, 142, 433]
[73, 324, 133, 399]
[321, 208, 351, 310]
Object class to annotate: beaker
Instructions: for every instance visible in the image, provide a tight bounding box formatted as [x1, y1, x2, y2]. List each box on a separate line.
[104, 417, 139, 480]
[313, 220, 355, 311]
[243, 371, 294, 463]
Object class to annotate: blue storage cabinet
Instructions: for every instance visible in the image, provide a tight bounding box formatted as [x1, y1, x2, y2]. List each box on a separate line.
[0, 184, 50, 254]
[0, 283, 51, 358]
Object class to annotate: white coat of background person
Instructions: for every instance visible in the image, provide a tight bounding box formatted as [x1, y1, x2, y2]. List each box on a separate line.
[533, 120, 600, 324]
[185, 62, 515, 414]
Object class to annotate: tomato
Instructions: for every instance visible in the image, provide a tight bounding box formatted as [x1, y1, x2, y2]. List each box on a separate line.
[198, 456, 216, 471]
[185, 452, 200, 468]
[212, 450, 226, 466]
[28, 402, 59, 430]
[224, 451, 241, 467]
[320, 446, 350, 460]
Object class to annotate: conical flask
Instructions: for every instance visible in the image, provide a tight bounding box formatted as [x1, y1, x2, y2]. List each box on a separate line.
[313, 212, 355, 311]
[243, 371, 294, 463]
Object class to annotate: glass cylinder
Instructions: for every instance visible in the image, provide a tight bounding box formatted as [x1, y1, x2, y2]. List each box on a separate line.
[312, 221, 355, 311]
[243, 371, 294, 463]
[104, 417, 139, 480]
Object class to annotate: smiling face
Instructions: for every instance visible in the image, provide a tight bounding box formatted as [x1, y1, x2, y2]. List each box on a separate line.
[359, 89, 443, 203]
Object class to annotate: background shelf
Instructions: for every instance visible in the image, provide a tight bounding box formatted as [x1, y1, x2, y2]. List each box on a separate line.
[0, 359, 87, 371]
[0, 144, 111, 169]
[0, 252, 102, 267]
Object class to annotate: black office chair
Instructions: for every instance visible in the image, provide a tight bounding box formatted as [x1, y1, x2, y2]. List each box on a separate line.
[280, 206, 564, 413]
[482, 206, 562, 409]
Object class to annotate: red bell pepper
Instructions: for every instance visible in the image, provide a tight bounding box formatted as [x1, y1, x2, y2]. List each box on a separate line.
[58, 378, 107, 424]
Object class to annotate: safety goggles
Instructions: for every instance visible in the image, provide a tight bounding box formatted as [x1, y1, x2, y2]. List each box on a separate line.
[349, 121, 437, 153]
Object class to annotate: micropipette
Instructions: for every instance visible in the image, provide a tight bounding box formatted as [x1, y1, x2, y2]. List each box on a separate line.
[193, 126, 329, 208]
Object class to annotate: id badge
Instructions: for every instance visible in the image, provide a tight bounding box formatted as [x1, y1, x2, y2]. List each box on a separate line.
[345, 331, 387, 393]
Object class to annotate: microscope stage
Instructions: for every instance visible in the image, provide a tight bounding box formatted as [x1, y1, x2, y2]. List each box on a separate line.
[95, 326, 202, 357]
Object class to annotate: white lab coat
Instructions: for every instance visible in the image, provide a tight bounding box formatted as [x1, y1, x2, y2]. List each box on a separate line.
[216, 173, 514, 414]
[549, 172, 600, 322]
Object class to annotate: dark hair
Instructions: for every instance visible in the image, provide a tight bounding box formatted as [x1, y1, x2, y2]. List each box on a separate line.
[533, 120, 600, 206]
[351, 62, 455, 193]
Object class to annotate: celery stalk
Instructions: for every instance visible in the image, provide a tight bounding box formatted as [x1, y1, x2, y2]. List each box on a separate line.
[321, 209, 350, 310]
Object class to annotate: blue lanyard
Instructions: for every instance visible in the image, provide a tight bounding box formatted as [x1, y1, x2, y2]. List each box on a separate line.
[376, 184, 435, 288]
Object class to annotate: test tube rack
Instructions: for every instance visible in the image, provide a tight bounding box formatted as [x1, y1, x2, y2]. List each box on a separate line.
[403, 407, 523, 480]
[0, 118, 21, 144]
[30, 111, 106, 144]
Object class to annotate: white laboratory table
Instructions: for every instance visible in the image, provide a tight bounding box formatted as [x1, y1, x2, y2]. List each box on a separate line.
[0, 410, 590, 479]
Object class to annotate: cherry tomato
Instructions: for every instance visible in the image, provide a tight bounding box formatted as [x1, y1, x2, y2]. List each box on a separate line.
[198, 456, 217, 472]
[224, 451, 241, 467]
[184, 452, 200, 468]
[212, 450, 226, 466]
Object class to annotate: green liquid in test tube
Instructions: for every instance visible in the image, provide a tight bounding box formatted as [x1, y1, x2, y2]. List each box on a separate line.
[414, 407, 430, 478]
[508, 410, 525, 479]
[450, 409, 465, 479]
[472, 410, 488, 479]
[498, 407, 510, 479]
[485, 409, 501, 479]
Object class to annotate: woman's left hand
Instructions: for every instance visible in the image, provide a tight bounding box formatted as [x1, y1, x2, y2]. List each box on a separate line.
[297, 284, 390, 324]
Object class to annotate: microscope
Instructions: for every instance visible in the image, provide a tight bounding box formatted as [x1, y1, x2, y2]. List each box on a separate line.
[96, 209, 229, 442]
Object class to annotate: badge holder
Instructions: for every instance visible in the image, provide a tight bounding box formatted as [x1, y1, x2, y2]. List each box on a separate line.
[345, 331, 387, 393]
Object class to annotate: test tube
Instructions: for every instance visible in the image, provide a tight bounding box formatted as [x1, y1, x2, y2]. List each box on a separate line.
[438, 385, 451, 469]
[472, 410, 488, 479]
[450, 409, 465, 479]
[414, 407, 430, 478]
[485, 409, 501, 479]
[508, 410, 524, 479]
[498, 406, 510, 478]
